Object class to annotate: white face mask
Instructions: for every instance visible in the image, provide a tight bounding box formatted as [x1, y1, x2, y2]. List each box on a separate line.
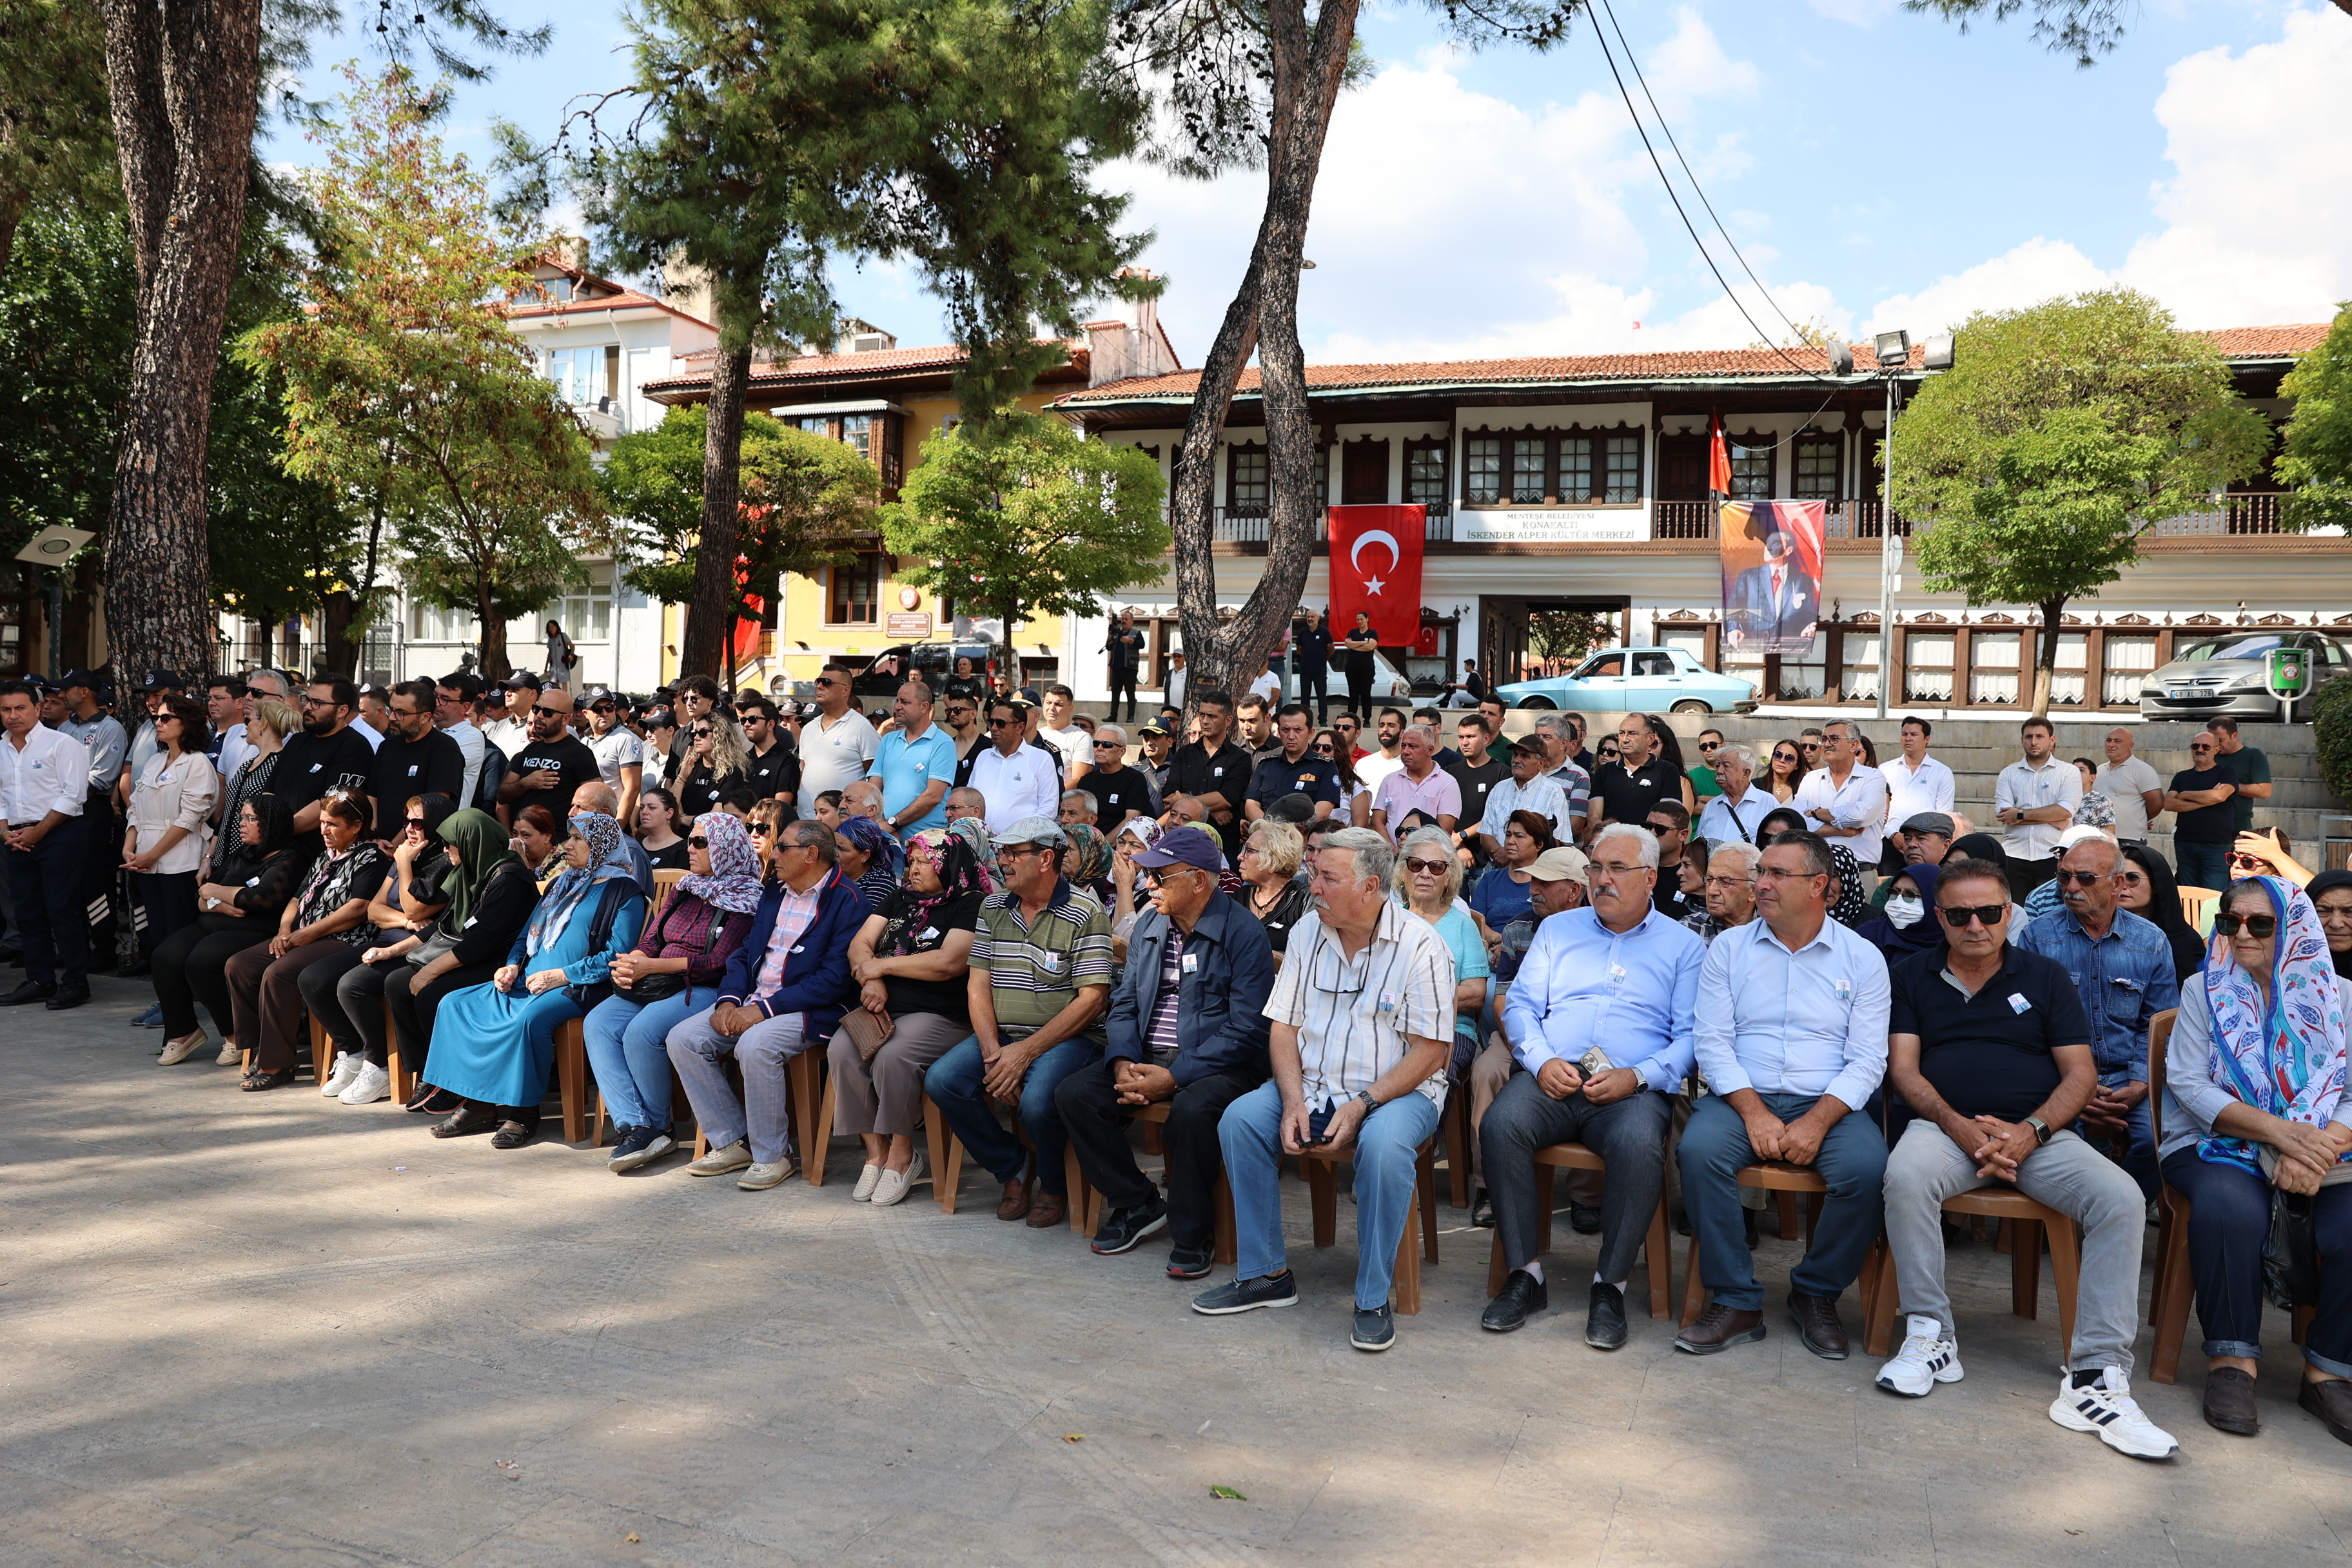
[1885, 892, 1925, 929]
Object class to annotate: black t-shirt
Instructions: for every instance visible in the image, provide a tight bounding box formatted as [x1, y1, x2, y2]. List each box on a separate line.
[875, 885, 985, 1022]
[507, 735, 602, 836]
[1167, 738, 1257, 856]
[679, 761, 747, 820]
[275, 725, 378, 832]
[1592, 756, 1683, 825]
[368, 729, 464, 826]
[1446, 756, 1511, 854]
[1888, 943, 2090, 1121]
[1293, 623, 1332, 674]
[1342, 634, 1378, 676]
[2170, 761, 2239, 843]
[744, 738, 801, 806]
[1246, 751, 1343, 813]
[646, 838, 691, 871]
[1075, 763, 1156, 827]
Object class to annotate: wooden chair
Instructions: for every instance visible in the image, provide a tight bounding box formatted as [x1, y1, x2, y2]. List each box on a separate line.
[2179, 886, 2220, 929]
[651, 867, 687, 908]
[1294, 1136, 1442, 1316]
[1681, 1162, 1890, 1329]
[1071, 1101, 1239, 1264]
[684, 1046, 829, 1182]
[1484, 1144, 1674, 1319]
[926, 1090, 966, 1211]
[551, 1017, 594, 1143]
[384, 995, 417, 1106]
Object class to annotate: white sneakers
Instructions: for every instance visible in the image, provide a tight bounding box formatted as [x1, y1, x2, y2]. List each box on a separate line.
[157, 1031, 208, 1066]
[338, 1061, 391, 1104]
[1875, 1315, 1965, 1397]
[738, 1159, 795, 1190]
[2049, 1367, 2180, 1460]
[320, 1052, 364, 1097]
[852, 1163, 885, 1201]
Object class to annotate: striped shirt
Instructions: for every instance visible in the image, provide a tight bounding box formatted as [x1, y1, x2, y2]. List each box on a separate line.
[753, 879, 826, 994]
[1479, 773, 1573, 845]
[1144, 928, 1184, 1065]
[1264, 899, 1455, 1112]
[972, 877, 1114, 1041]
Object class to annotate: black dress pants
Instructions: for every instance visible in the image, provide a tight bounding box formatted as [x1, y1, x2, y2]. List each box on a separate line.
[1055, 1061, 1266, 1254]
[152, 915, 271, 1037]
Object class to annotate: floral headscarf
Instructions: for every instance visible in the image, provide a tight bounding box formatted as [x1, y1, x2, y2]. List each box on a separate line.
[2198, 875, 2351, 1177]
[524, 811, 631, 956]
[945, 816, 1002, 892]
[1063, 823, 1112, 886]
[678, 810, 764, 915]
[892, 829, 992, 954]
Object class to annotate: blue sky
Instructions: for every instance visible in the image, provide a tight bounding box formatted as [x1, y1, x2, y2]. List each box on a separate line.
[266, 1, 2352, 362]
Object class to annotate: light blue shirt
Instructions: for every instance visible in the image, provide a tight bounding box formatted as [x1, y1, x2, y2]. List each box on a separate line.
[2015, 906, 2179, 1083]
[875, 723, 957, 837]
[1418, 901, 1491, 1042]
[1502, 905, 1704, 1093]
[1695, 913, 1890, 1110]
[1696, 783, 1778, 847]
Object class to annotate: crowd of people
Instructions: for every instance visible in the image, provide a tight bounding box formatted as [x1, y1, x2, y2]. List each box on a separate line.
[3, 658, 2347, 1458]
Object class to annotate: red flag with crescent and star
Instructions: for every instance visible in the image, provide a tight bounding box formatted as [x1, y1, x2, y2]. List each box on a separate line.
[1328, 505, 1425, 645]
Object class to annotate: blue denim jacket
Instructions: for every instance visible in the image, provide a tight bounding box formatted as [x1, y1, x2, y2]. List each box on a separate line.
[2015, 906, 2179, 1083]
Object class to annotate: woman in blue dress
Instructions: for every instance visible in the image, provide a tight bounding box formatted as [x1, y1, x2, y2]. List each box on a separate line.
[424, 811, 647, 1148]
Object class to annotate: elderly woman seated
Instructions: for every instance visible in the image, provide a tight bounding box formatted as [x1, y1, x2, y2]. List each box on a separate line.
[2162, 874, 2352, 1444]
[422, 812, 648, 1148]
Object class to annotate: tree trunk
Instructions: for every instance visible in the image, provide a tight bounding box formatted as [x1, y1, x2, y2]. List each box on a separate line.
[319, 588, 358, 676]
[2031, 596, 2066, 720]
[476, 576, 509, 681]
[99, 0, 263, 683]
[1166, 0, 1358, 714]
[681, 341, 752, 679]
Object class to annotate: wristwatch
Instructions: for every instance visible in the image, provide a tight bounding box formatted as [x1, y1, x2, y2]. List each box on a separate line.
[1354, 1088, 1380, 1114]
[2024, 1115, 2052, 1146]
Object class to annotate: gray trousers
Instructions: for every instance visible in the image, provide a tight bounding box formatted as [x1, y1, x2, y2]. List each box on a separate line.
[1885, 1120, 2145, 1373]
[667, 1008, 816, 1165]
[1482, 1070, 1671, 1288]
[827, 1012, 970, 1138]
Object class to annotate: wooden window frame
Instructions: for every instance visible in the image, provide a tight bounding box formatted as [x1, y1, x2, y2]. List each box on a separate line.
[827, 552, 887, 627]
[1404, 438, 1449, 510]
[1226, 443, 1269, 515]
[1792, 434, 1840, 500]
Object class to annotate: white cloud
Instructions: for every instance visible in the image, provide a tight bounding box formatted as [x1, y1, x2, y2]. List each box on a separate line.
[1865, 237, 2114, 335]
[1805, 0, 1901, 23]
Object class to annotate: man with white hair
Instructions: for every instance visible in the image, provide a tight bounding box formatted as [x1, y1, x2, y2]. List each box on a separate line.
[1684, 840, 1762, 943]
[1196, 827, 1453, 1353]
[1059, 788, 1098, 828]
[1481, 824, 1704, 1349]
[1533, 712, 1592, 842]
[1696, 743, 1777, 848]
[1369, 723, 1459, 843]
[1072, 723, 1159, 829]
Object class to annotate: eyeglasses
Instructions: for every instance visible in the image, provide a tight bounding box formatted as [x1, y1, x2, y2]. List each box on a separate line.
[2113, 871, 2148, 887]
[687, 836, 709, 849]
[405, 817, 427, 829]
[2189, 743, 2216, 754]
[1144, 866, 1202, 887]
[1937, 903, 2009, 928]
[692, 727, 714, 738]
[2214, 912, 2279, 938]
[1773, 752, 1797, 764]
[747, 823, 773, 836]
[1404, 858, 1449, 876]
[1592, 861, 1646, 877]
[1312, 744, 1335, 756]
[2054, 868, 2108, 886]
[1703, 874, 1753, 889]
[1640, 821, 1672, 835]
[997, 843, 1049, 861]
[1094, 738, 1123, 748]
[990, 716, 1022, 728]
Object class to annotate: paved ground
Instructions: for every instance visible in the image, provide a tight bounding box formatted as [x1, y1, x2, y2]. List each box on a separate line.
[7, 977, 2351, 1567]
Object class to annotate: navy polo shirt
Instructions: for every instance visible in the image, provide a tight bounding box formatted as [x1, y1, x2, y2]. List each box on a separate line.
[1888, 941, 2090, 1122]
[1246, 750, 1344, 813]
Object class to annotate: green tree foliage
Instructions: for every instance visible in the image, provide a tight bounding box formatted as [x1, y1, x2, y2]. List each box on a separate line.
[1911, 0, 2351, 68]
[1525, 609, 1612, 668]
[2278, 302, 2352, 533]
[237, 66, 601, 681]
[598, 405, 874, 634]
[1897, 288, 2269, 717]
[2313, 669, 2352, 806]
[0, 0, 115, 282]
[882, 415, 1167, 649]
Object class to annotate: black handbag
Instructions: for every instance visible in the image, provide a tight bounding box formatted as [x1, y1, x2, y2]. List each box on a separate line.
[615, 891, 716, 1005]
[2262, 1188, 2321, 1311]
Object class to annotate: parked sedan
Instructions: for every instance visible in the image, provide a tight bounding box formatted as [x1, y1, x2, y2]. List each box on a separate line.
[2137, 632, 2349, 722]
[1494, 647, 1757, 715]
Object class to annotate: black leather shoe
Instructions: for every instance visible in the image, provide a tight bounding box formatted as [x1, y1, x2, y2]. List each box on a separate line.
[0, 979, 54, 1006]
[2204, 1367, 2260, 1435]
[2300, 1377, 2352, 1445]
[1586, 1281, 1629, 1351]
[44, 983, 90, 1011]
[431, 1102, 496, 1139]
[1470, 1189, 1494, 1228]
[1788, 1289, 1850, 1360]
[1481, 1268, 1547, 1332]
[1569, 1204, 1602, 1235]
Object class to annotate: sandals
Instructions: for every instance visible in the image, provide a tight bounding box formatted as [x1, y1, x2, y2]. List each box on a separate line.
[489, 1119, 536, 1151]
[240, 1065, 298, 1092]
[407, 1086, 462, 1115]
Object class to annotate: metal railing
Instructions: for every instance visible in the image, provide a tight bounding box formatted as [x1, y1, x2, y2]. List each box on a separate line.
[1209, 504, 1455, 544]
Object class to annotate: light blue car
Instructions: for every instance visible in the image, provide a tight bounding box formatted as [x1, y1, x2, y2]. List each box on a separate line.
[1494, 646, 1756, 715]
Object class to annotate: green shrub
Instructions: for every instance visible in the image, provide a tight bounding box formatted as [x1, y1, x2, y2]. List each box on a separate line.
[2314, 674, 2352, 804]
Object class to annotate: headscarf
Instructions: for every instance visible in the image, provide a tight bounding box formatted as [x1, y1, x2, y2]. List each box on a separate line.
[946, 816, 1003, 891]
[1950, 832, 2007, 867]
[524, 810, 631, 956]
[1827, 843, 1870, 928]
[217, 793, 302, 885]
[2306, 868, 2352, 983]
[436, 808, 520, 930]
[2122, 842, 2204, 983]
[1063, 822, 1112, 887]
[890, 829, 992, 955]
[2197, 876, 2352, 1177]
[1855, 862, 1943, 961]
[839, 814, 902, 879]
[677, 810, 764, 914]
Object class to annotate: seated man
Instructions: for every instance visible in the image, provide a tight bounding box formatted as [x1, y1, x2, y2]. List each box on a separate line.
[1683, 839, 1760, 943]
[1482, 825, 1703, 1349]
[1196, 827, 1452, 1353]
[1871, 812, 1955, 911]
[1055, 825, 1275, 1273]
[669, 820, 869, 1188]
[924, 817, 1113, 1229]
[1877, 857, 2177, 1459]
[1676, 832, 1890, 1359]
[1469, 847, 1589, 1224]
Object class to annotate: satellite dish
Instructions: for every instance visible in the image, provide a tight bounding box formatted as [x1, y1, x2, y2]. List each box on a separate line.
[14, 525, 94, 565]
[1828, 342, 1854, 376]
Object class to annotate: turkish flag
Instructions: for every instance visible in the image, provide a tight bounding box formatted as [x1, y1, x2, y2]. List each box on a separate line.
[1328, 505, 1424, 645]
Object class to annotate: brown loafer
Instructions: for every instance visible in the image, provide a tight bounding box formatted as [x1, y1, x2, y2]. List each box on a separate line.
[2299, 1377, 2352, 1444]
[1673, 1301, 1766, 1355]
[1026, 1191, 1067, 1230]
[996, 1177, 1032, 1221]
[2204, 1366, 2260, 1435]
[1787, 1289, 1850, 1360]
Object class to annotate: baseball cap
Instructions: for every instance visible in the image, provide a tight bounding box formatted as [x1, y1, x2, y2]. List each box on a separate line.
[1899, 812, 1957, 838]
[996, 815, 1066, 848]
[1133, 824, 1222, 872]
[1137, 721, 1171, 738]
[136, 667, 185, 694]
[500, 671, 542, 692]
[2056, 823, 2112, 854]
[1526, 846, 1591, 883]
[59, 667, 106, 692]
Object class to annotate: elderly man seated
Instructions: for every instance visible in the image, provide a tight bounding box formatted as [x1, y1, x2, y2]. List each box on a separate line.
[1480, 825, 1704, 1349]
[1877, 856, 2177, 1458]
[1683, 839, 1760, 943]
[1872, 812, 1956, 910]
[1195, 827, 1454, 1353]
[1676, 831, 1890, 1358]
[1467, 847, 1589, 1225]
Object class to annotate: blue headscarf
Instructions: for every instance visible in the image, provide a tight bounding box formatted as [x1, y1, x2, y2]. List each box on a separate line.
[524, 812, 631, 956]
[2197, 876, 2351, 1177]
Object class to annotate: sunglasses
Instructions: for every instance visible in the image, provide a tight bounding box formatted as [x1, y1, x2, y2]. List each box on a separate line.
[1698, 741, 1720, 752]
[1937, 903, 2009, 928]
[1774, 752, 1797, 763]
[687, 836, 709, 849]
[2190, 743, 2216, 754]
[747, 822, 773, 836]
[1312, 744, 1335, 756]
[991, 716, 1022, 728]
[531, 705, 567, 719]
[1144, 866, 1201, 886]
[405, 817, 427, 829]
[814, 676, 841, 688]
[692, 727, 714, 738]
[2214, 912, 2279, 938]
[1094, 738, 1124, 748]
[1641, 821, 1672, 834]
[2114, 870, 2148, 887]
[2226, 852, 2271, 869]
[1404, 858, 1449, 875]
[2053, 868, 2107, 886]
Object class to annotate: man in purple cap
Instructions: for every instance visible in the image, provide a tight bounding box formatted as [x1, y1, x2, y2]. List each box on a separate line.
[1055, 825, 1276, 1272]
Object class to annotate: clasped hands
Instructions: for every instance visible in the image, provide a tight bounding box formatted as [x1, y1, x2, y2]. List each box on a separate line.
[1534, 1057, 1642, 1106]
[2271, 1119, 2352, 1197]
[1741, 1104, 1836, 1168]
[495, 963, 572, 996]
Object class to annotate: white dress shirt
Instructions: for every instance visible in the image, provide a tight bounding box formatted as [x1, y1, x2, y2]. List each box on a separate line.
[1994, 755, 2083, 862]
[1696, 783, 1779, 846]
[966, 743, 1061, 834]
[0, 725, 91, 826]
[1694, 913, 1890, 1113]
[444, 720, 488, 807]
[1880, 753, 1955, 828]
[1478, 773, 1572, 845]
[1792, 762, 1888, 867]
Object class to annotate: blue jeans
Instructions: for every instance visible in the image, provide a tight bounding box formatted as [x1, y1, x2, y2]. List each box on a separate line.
[2075, 1067, 2158, 1203]
[1678, 1090, 1888, 1312]
[2163, 1148, 2352, 1375]
[1220, 1081, 1442, 1309]
[2175, 838, 2230, 894]
[924, 1032, 1103, 1195]
[583, 986, 716, 1131]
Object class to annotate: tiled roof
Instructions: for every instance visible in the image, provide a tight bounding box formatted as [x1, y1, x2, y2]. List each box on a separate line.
[505, 289, 710, 328]
[2190, 324, 2333, 357]
[643, 338, 1084, 398]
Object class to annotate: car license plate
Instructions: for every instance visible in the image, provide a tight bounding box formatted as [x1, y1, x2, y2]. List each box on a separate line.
[2169, 687, 2193, 699]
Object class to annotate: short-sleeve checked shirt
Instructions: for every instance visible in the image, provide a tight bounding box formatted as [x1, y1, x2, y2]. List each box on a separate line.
[971, 877, 1114, 1043]
[1264, 899, 1455, 1112]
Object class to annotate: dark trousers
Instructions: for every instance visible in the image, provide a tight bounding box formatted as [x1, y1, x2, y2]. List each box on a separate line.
[294, 944, 370, 1063]
[1678, 1091, 1887, 1311]
[2006, 854, 2056, 898]
[80, 793, 118, 955]
[386, 959, 500, 1079]
[5, 816, 90, 988]
[1107, 669, 1139, 723]
[2162, 1149, 2352, 1373]
[153, 916, 270, 1037]
[227, 939, 350, 1071]
[135, 870, 199, 954]
[1297, 667, 1329, 723]
[1344, 665, 1375, 722]
[2175, 838, 2231, 893]
[1483, 1070, 1671, 1288]
[1055, 1061, 1265, 1251]
[332, 955, 404, 1066]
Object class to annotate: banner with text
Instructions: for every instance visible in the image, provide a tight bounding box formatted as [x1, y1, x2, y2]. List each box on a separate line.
[1719, 499, 1826, 659]
[1453, 506, 1650, 545]
[1328, 505, 1426, 645]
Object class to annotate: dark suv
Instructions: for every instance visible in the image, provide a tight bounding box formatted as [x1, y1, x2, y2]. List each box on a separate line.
[848, 640, 1000, 700]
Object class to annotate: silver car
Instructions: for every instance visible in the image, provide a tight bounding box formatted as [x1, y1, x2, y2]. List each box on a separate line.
[2137, 631, 2350, 721]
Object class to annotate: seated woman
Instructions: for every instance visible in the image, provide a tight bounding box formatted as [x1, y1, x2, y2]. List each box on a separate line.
[1061, 822, 1113, 905]
[395, 810, 541, 1113]
[153, 795, 312, 1066]
[2311, 870, 2352, 984]
[2121, 842, 2206, 985]
[584, 812, 761, 1171]
[1855, 862, 1942, 966]
[2161, 874, 2352, 1444]
[638, 787, 691, 870]
[826, 827, 991, 1206]
[1393, 825, 1490, 1084]
[1469, 810, 1555, 951]
[422, 811, 647, 1148]
[1235, 819, 1310, 960]
[512, 803, 564, 889]
[304, 792, 456, 1105]
[226, 792, 387, 1091]
[835, 814, 904, 906]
